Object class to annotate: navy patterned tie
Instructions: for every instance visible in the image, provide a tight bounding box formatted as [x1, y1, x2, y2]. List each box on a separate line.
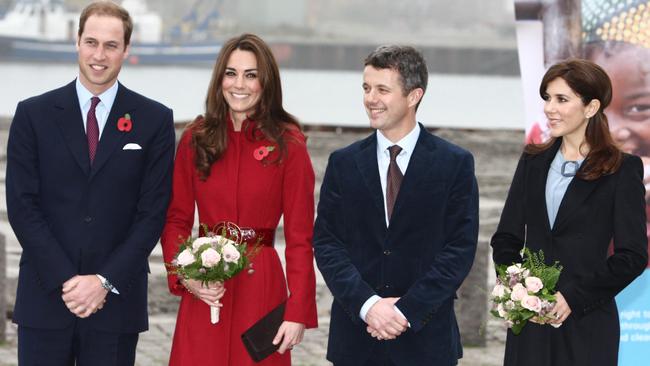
[87, 96, 100, 164]
[386, 145, 403, 220]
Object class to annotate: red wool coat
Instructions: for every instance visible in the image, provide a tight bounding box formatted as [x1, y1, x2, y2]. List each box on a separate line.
[161, 119, 318, 366]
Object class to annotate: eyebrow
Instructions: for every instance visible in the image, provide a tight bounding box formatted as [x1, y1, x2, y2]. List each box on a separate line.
[82, 36, 121, 45]
[363, 82, 391, 89]
[225, 67, 258, 72]
[545, 92, 570, 98]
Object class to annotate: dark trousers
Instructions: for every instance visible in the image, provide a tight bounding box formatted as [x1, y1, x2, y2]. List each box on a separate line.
[17, 320, 138, 366]
[333, 343, 396, 366]
[363, 344, 396, 366]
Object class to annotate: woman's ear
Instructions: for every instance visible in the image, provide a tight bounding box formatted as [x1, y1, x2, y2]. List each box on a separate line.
[585, 99, 601, 119]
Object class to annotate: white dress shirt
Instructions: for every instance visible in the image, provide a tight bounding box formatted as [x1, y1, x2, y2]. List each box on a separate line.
[359, 123, 421, 324]
[75, 78, 119, 139]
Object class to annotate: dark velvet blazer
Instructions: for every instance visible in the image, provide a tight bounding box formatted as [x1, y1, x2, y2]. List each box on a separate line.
[6, 80, 175, 333]
[491, 139, 648, 366]
[313, 124, 479, 366]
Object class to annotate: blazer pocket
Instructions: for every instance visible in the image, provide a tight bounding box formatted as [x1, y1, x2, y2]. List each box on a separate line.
[122, 143, 142, 150]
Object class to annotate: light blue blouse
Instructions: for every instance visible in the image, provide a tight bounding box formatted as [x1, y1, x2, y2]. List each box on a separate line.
[546, 150, 584, 229]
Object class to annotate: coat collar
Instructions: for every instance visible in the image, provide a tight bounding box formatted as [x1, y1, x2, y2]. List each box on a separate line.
[528, 138, 601, 232]
[54, 81, 136, 179]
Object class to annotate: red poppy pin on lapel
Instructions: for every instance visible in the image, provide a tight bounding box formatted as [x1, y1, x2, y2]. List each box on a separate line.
[253, 145, 275, 161]
[118, 114, 132, 132]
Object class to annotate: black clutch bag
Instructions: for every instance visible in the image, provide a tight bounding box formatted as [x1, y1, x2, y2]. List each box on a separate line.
[241, 301, 286, 362]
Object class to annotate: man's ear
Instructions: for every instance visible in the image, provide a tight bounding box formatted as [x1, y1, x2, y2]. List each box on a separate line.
[407, 88, 424, 109]
[122, 44, 131, 60]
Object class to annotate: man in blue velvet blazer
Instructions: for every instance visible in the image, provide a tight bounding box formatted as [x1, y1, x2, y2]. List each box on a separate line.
[5, 2, 174, 365]
[313, 45, 479, 365]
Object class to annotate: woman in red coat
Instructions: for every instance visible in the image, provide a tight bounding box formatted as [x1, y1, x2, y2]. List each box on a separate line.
[161, 33, 318, 366]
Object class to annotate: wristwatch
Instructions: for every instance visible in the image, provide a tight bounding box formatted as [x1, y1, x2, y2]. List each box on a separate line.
[96, 274, 118, 294]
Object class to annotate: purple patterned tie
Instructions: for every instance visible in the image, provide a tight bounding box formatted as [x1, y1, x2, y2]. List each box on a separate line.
[386, 145, 403, 220]
[87, 96, 100, 164]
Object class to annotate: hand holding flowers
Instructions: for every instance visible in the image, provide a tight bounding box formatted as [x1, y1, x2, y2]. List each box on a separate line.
[168, 223, 259, 324]
[182, 279, 225, 308]
[490, 248, 563, 335]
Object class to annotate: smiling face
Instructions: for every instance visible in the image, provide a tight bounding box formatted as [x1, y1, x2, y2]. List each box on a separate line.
[76, 15, 129, 95]
[221, 49, 262, 123]
[543, 77, 598, 142]
[362, 65, 421, 141]
[591, 45, 650, 156]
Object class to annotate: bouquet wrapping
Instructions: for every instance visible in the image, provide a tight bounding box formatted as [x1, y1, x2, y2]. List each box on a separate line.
[168, 222, 258, 324]
[490, 248, 563, 335]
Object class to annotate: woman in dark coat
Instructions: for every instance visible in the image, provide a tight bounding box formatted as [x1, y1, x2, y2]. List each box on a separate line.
[491, 59, 648, 366]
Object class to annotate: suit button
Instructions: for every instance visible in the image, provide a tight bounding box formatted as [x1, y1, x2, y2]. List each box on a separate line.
[383, 250, 391, 256]
[384, 284, 390, 289]
[84, 216, 92, 223]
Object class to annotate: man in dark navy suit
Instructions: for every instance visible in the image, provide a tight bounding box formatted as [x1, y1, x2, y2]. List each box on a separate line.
[6, 2, 174, 365]
[313, 45, 479, 365]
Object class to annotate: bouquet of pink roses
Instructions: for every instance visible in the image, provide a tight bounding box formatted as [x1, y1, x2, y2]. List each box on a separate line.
[490, 248, 563, 335]
[168, 222, 259, 324]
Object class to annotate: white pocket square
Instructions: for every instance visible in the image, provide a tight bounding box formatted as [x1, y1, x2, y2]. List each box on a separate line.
[122, 143, 142, 150]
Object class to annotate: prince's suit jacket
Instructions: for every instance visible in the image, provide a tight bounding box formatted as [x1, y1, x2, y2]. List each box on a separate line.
[6, 80, 175, 333]
[313, 124, 479, 365]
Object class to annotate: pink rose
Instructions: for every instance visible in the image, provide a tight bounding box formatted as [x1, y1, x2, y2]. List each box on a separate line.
[506, 264, 524, 275]
[521, 295, 542, 313]
[176, 248, 195, 267]
[491, 284, 507, 298]
[201, 248, 221, 267]
[192, 236, 217, 252]
[497, 303, 508, 318]
[510, 283, 528, 301]
[222, 243, 241, 263]
[525, 276, 544, 293]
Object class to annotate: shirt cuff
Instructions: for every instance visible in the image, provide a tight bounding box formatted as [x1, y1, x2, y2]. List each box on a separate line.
[96, 274, 120, 295]
[359, 295, 382, 322]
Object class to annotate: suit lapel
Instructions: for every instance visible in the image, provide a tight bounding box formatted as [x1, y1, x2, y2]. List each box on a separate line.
[89, 83, 133, 180]
[55, 81, 91, 176]
[354, 134, 386, 220]
[389, 127, 436, 223]
[552, 165, 600, 233]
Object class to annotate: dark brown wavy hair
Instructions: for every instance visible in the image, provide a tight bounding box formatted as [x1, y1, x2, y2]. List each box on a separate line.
[525, 58, 622, 180]
[189, 33, 301, 180]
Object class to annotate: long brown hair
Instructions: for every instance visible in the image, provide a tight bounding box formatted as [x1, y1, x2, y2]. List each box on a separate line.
[525, 59, 622, 180]
[190, 33, 301, 180]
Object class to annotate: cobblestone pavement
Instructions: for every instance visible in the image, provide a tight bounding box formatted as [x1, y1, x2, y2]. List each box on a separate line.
[0, 127, 520, 365]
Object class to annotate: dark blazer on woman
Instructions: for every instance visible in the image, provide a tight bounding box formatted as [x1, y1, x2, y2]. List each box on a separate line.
[491, 139, 648, 366]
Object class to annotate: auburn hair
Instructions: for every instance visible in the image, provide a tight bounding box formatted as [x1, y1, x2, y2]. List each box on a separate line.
[189, 33, 301, 180]
[525, 58, 622, 180]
